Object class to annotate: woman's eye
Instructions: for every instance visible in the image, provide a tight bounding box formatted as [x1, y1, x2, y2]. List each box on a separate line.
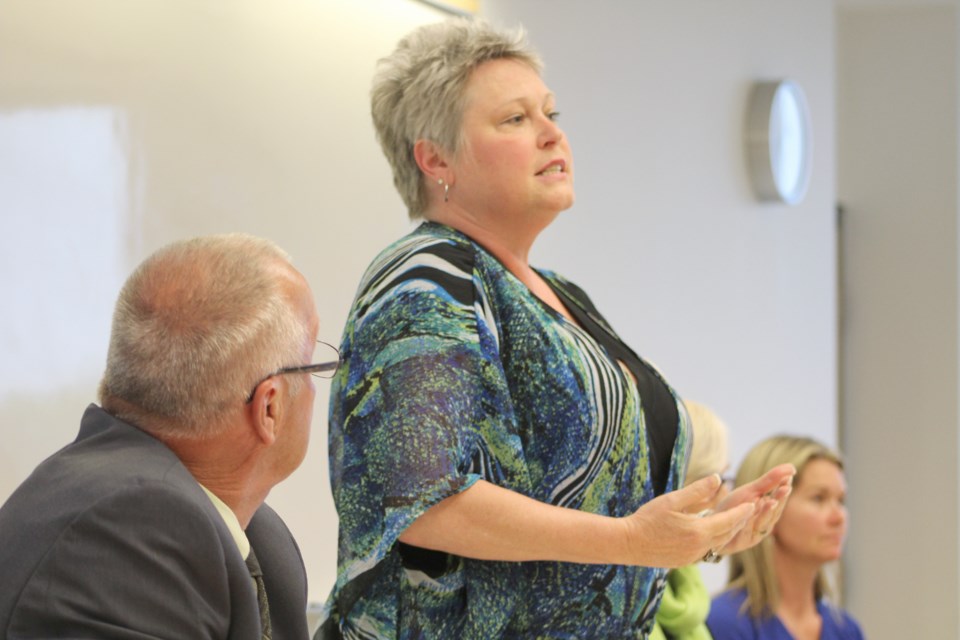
[547, 111, 561, 121]
[504, 114, 525, 124]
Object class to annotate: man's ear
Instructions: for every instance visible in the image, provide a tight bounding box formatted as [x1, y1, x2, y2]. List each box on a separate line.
[414, 138, 452, 185]
[248, 378, 282, 446]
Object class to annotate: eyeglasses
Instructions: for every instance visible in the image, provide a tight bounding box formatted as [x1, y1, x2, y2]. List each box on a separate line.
[246, 340, 341, 403]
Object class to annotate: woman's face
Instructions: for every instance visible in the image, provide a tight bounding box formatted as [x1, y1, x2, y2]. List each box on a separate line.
[448, 58, 574, 230]
[773, 458, 848, 566]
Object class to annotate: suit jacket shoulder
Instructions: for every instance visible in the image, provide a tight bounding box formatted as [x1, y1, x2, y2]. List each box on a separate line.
[0, 405, 306, 639]
[248, 503, 310, 639]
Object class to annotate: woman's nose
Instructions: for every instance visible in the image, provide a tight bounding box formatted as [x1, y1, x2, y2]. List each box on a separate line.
[538, 115, 564, 147]
[829, 502, 847, 526]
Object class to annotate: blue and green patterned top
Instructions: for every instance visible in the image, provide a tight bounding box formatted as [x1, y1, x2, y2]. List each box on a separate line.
[320, 222, 692, 639]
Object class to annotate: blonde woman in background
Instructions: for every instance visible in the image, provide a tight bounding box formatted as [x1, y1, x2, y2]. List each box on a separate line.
[707, 436, 864, 640]
[651, 400, 731, 640]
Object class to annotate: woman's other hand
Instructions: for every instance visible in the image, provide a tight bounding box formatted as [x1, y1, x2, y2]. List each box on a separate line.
[620, 463, 793, 568]
[714, 463, 795, 555]
[620, 474, 755, 568]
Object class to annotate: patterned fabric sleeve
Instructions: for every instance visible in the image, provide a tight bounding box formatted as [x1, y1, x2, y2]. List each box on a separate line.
[323, 235, 531, 636]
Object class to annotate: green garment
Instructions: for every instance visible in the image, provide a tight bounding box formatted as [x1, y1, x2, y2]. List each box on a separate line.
[650, 564, 714, 640]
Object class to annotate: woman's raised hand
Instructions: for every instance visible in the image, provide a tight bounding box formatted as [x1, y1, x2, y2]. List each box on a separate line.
[620, 474, 754, 568]
[714, 463, 795, 555]
[619, 464, 794, 568]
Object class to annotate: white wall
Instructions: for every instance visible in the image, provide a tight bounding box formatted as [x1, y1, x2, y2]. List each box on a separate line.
[0, 0, 839, 611]
[837, 3, 960, 638]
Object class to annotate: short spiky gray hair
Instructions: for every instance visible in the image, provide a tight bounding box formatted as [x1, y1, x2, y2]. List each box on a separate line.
[371, 18, 542, 218]
[99, 233, 310, 438]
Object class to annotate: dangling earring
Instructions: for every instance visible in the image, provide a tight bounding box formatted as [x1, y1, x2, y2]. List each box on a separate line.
[438, 178, 449, 203]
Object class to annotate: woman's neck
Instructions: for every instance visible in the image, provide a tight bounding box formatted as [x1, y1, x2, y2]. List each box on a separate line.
[425, 207, 535, 271]
[773, 547, 823, 640]
[424, 208, 574, 321]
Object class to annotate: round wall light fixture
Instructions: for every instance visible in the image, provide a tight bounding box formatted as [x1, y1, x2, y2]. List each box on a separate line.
[745, 79, 812, 205]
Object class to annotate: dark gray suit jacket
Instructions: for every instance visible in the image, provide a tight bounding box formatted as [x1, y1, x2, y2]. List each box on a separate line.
[0, 404, 309, 639]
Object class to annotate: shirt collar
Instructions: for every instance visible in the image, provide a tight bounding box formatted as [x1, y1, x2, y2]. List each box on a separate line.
[199, 484, 250, 558]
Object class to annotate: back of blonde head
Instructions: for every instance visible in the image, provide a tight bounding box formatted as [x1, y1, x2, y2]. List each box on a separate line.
[371, 18, 541, 218]
[683, 400, 730, 485]
[98, 234, 309, 438]
[726, 435, 843, 618]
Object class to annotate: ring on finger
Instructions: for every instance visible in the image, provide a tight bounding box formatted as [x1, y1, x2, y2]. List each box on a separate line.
[702, 549, 722, 563]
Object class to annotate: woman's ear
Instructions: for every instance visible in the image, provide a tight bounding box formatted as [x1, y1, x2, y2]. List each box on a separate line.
[414, 138, 451, 184]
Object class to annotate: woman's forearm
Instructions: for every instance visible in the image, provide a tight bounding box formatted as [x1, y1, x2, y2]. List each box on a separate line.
[399, 479, 632, 564]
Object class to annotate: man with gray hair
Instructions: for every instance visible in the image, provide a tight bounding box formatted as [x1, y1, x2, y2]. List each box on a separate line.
[0, 234, 333, 639]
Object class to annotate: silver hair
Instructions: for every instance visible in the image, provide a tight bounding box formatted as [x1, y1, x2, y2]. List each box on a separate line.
[98, 233, 310, 438]
[371, 18, 542, 218]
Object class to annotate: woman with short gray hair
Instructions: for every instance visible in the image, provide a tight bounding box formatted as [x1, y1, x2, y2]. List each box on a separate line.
[319, 19, 795, 639]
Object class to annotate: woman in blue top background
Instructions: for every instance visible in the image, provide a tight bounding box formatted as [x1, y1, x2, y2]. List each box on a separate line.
[318, 18, 795, 639]
[707, 436, 864, 640]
